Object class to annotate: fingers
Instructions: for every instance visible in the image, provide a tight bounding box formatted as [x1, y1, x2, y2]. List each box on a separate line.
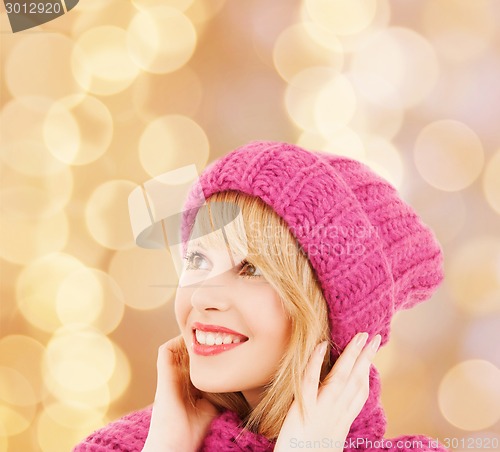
[301, 341, 328, 404]
[339, 334, 381, 418]
[347, 333, 381, 390]
[320, 333, 381, 399]
[154, 335, 185, 405]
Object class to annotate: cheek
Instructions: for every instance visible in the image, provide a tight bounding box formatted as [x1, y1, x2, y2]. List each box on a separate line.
[174, 288, 191, 328]
[248, 290, 291, 346]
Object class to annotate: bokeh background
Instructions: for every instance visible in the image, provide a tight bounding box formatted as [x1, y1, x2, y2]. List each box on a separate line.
[1, 0, 500, 451]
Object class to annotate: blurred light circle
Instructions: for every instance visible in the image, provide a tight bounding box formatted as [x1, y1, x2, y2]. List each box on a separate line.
[302, 20, 346, 52]
[297, 128, 365, 161]
[408, 188, 466, 245]
[349, 94, 404, 140]
[85, 180, 138, 250]
[5, 34, 81, 100]
[0, 186, 49, 219]
[0, 164, 73, 219]
[43, 102, 79, 165]
[322, 127, 365, 160]
[36, 410, 104, 452]
[285, 67, 338, 132]
[439, 360, 500, 430]
[422, 0, 495, 63]
[314, 74, 357, 137]
[304, 0, 377, 36]
[361, 137, 403, 189]
[447, 236, 500, 315]
[351, 27, 439, 108]
[71, 26, 140, 96]
[127, 6, 197, 74]
[392, 293, 456, 350]
[0, 403, 35, 437]
[185, 0, 226, 25]
[462, 315, 500, 369]
[0, 426, 6, 452]
[70, 1, 136, 37]
[381, 353, 429, 424]
[43, 367, 110, 409]
[418, 56, 500, 144]
[44, 95, 113, 166]
[138, 115, 209, 177]
[0, 205, 68, 266]
[56, 268, 125, 334]
[107, 343, 131, 402]
[44, 326, 116, 392]
[414, 120, 484, 191]
[483, 149, 500, 215]
[16, 253, 87, 332]
[132, 0, 194, 11]
[108, 247, 177, 310]
[0, 367, 36, 407]
[43, 401, 106, 430]
[70, 0, 102, 11]
[132, 67, 203, 122]
[318, 0, 391, 54]
[0, 97, 68, 177]
[296, 132, 331, 156]
[273, 23, 343, 83]
[0, 368, 37, 435]
[0, 162, 73, 265]
[55, 268, 103, 327]
[0, 336, 44, 404]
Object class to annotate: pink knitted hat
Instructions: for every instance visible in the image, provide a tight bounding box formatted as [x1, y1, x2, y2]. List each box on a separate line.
[181, 140, 444, 352]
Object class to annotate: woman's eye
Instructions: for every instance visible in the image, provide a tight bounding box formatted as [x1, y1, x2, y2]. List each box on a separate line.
[183, 251, 208, 270]
[238, 260, 263, 279]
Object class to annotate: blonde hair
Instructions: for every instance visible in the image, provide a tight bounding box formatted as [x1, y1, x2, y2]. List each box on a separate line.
[175, 190, 334, 439]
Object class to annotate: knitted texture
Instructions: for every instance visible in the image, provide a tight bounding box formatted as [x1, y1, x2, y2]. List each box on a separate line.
[73, 407, 151, 452]
[73, 403, 448, 452]
[74, 141, 446, 452]
[181, 141, 444, 349]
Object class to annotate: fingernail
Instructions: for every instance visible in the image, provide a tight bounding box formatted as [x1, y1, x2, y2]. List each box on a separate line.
[356, 332, 368, 346]
[319, 341, 328, 356]
[370, 334, 381, 351]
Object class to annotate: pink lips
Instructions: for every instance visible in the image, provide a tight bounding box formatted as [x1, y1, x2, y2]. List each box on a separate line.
[191, 322, 248, 356]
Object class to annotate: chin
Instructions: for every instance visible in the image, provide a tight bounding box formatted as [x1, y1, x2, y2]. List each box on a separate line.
[190, 370, 240, 394]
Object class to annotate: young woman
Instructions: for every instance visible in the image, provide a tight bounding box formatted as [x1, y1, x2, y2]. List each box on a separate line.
[74, 141, 448, 452]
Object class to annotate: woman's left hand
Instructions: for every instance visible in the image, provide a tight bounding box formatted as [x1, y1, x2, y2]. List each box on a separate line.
[274, 332, 381, 452]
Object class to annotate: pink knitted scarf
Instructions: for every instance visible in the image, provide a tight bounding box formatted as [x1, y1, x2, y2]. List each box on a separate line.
[74, 366, 446, 452]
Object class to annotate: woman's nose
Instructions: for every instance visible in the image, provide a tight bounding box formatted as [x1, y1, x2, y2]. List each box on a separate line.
[190, 272, 233, 312]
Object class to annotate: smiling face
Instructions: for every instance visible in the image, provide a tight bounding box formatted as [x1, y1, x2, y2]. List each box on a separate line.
[175, 239, 291, 408]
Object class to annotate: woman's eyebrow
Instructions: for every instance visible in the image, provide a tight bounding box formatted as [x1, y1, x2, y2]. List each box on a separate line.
[189, 240, 206, 249]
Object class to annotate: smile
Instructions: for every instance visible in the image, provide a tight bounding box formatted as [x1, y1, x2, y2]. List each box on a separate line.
[191, 322, 248, 356]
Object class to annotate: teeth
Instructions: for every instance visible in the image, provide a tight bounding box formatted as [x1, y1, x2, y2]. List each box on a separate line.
[195, 330, 206, 344]
[195, 329, 245, 346]
[206, 333, 215, 346]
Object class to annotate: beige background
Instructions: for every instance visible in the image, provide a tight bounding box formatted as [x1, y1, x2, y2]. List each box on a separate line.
[1, 1, 499, 451]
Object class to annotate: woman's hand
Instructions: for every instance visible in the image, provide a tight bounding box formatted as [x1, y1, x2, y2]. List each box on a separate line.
[141, 335, 218, 452]
[274, 332, 381, 452]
